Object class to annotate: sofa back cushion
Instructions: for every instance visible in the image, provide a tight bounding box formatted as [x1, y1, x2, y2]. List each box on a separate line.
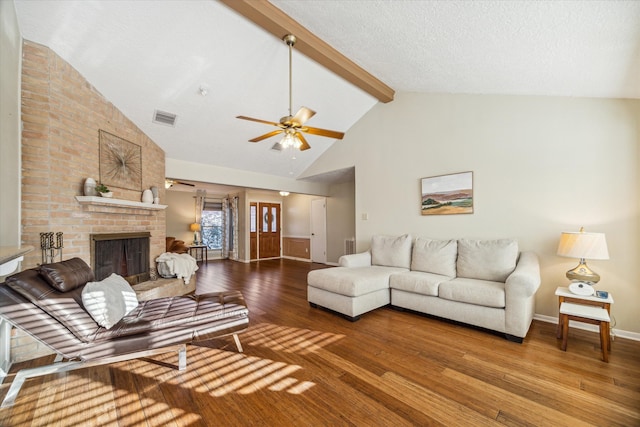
[457, 239, 518, 282]
[371, 234, 412, 269]
[411, 238, 458, 277]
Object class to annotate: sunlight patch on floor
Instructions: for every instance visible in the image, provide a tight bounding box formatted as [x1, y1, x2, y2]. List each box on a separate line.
[244, 322, 345, 354]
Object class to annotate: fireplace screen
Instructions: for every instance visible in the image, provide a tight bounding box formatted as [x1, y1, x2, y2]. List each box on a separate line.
[91, 233, 150, 284]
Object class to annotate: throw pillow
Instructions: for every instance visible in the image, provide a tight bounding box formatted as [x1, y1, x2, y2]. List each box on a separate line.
[39, 257, 95, 292]
[457, 239, 518, 282]
[411, 238, 458, 277]
[82, 273, 139, 329]
[371, 234, 412, 268]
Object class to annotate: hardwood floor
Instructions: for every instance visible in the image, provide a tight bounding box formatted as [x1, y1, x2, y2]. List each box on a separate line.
[1, 259, 639, 426]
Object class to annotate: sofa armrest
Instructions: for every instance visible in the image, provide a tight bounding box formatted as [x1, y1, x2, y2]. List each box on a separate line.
[505, 251, 541, 299]
[338, 251, 372, 268]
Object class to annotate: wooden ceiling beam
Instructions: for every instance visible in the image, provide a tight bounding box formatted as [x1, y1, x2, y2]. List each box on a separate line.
[219, 0, 395, 103]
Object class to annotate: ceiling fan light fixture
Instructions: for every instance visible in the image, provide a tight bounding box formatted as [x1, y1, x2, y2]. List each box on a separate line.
[280, 131, 299, 149]
[236, 33, 344, 151]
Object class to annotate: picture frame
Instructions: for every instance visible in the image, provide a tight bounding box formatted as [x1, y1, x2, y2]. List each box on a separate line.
[420, 171, 473, 215]
[99, 130, 142, 191]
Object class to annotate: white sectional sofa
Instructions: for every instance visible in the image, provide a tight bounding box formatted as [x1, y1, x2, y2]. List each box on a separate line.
[307, 234, 541, 342]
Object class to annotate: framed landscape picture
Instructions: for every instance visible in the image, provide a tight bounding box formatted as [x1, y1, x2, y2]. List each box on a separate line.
[420, 171, 473, 215]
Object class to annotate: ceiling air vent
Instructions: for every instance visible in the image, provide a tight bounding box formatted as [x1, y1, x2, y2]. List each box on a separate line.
[152, 110, 177, 127]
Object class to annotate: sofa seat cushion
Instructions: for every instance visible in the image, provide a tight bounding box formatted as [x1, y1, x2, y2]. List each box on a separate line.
[438, 277, 506, 308]
[457, 239, 518, 282]
[91, 291, 249, 342]
[389, 271, 450, 296]
[411, 238, 457, 277]
[308, 266, 406, 297]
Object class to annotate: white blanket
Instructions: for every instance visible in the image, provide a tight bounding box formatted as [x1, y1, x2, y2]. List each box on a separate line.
[155, 252, 199, 284]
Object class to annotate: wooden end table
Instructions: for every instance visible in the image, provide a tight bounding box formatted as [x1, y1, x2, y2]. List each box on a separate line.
[188, 244, 208, 263]
[555, 286, 613, 362]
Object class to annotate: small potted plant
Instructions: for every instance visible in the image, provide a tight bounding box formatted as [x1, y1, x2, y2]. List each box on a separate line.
[95, 183, 113, 198]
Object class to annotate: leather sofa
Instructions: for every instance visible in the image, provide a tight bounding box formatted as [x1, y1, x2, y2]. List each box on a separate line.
[0, 258, 249, 407]
[308, 234, 540, 342]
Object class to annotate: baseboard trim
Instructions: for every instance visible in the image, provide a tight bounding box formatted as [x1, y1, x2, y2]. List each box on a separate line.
[282, 256, 311, 263]
[533, 314, 640, 341]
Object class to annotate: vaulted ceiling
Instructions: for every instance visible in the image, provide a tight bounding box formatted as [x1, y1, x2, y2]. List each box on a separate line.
[14, 1, 640, 187]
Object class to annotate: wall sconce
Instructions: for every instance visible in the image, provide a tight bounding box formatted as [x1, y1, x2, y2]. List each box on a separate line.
[190, 223, 201, 245]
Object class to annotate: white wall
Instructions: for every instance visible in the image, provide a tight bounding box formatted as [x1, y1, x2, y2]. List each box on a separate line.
[282, 193, 313, 237]
[307, 92, 640, 334]
[165, 190, 197, 245]
[0, 0, 22, 249]
[326, 180, 356, 263]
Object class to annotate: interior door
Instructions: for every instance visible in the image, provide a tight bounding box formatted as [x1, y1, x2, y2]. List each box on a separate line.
[258, 202, 281, 259]
[310, 198, 327, 264]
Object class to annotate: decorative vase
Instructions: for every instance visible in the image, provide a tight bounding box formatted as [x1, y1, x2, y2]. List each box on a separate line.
[150, 186, 159, 198]
[154, 197, 160, 204]
[83, 178, 97, 196]
[142, 189, 153, 203]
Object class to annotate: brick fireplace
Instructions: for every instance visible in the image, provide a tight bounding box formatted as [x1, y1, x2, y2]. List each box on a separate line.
[13, 40, 168, 362]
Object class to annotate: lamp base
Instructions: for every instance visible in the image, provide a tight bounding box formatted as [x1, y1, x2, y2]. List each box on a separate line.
[566, 259, 600, 283]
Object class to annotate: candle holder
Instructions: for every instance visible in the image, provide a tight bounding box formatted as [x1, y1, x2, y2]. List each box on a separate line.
[40, 232, 64, 264]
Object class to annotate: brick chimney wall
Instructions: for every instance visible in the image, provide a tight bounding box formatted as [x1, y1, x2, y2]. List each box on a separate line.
[14, 40, 167, 362]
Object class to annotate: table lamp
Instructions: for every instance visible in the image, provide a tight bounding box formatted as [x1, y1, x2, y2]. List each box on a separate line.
[190, 223, 201, 244]
[557, 227, 609, 293]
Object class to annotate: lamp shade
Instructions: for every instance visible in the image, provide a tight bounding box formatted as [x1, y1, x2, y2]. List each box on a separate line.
[189, 223, 201, 232]
[557, 229, 609, 260]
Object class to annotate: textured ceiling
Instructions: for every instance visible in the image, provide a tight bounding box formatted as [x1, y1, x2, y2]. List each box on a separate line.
[14, 0, 640, 187]
[274, 0, 640, 98]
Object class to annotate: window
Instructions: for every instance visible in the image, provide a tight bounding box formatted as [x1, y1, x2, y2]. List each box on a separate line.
[201, 200, 223, 250]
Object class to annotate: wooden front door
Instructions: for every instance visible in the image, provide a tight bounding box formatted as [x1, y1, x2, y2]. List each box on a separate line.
[258, 202, 281, 259]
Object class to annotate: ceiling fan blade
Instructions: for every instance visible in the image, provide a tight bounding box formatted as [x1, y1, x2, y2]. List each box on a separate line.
[302, 126, 345, 140]
[236, 115, 282, 127]
[292, 107, 316, 126]
[295, 132, 311, 151]
[249, 129, 283, 142]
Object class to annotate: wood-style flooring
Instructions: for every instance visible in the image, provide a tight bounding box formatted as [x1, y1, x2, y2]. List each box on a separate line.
[1, 259, 638, 426]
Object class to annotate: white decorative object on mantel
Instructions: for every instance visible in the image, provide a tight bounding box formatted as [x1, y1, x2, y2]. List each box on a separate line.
[142, 189, 153, 204]
[83, 178, 97, 196]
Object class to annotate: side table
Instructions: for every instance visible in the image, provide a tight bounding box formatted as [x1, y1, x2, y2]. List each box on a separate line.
[188, 244, 208, 264]
[555, 286, 614, 362]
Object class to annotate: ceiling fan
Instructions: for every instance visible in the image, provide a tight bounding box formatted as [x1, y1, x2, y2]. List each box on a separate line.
[237, 34, 344, 151]
[165, 179, 195, 189]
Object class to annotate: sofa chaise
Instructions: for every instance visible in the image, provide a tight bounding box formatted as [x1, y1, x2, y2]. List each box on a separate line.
[0, 258, 249, 407]
[307, 234, 540, 342]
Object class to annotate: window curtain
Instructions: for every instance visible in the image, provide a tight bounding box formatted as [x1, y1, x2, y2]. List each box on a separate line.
[195, 190, 206, 223]
[221, 197, 229, 259]
[230, 196, 239, 260]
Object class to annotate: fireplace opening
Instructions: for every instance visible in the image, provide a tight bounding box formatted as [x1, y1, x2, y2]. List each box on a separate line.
[91, 232, 150, 284]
